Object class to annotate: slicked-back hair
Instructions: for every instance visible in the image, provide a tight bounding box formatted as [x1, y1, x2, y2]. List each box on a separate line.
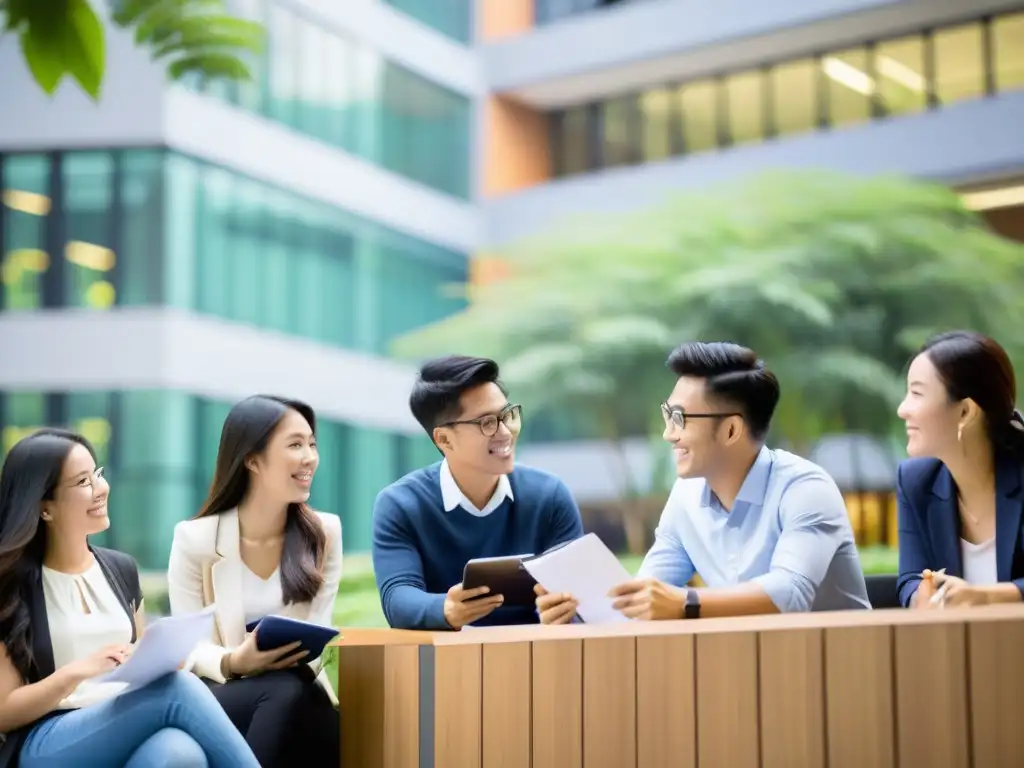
[667, 341, 780, 440]
[410, 356, 507, 441]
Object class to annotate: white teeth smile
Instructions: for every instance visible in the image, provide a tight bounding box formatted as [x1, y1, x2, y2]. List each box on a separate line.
[489, 445, 512, 456]
[294, 473, 312, 481]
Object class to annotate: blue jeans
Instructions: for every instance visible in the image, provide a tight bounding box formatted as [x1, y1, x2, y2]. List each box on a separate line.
[20, 671, 260, 768]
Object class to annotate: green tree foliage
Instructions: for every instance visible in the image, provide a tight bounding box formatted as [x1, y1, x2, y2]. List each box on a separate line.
[395, 170, 1024, 462]
[1, 0, 263, 100]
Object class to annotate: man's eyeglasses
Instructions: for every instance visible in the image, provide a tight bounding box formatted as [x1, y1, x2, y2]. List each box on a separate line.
[440, 404, 523, 437]
[661, 403, 740, 430]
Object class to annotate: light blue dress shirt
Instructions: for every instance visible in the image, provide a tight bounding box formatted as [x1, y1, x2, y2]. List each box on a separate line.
[637, 445, 871, 612]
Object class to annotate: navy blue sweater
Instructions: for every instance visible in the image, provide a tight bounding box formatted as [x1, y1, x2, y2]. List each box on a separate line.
[371, 462, 584, 630]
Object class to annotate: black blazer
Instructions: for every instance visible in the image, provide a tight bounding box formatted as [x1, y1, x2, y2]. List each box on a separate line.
[895, 454, 1024, 607]
[0, 546, 142, 768]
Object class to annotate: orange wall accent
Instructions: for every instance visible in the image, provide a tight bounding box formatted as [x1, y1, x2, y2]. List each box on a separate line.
[470, 254, 513, 288]
[477, 0, 534, 42]
[483, 95, 550, 198]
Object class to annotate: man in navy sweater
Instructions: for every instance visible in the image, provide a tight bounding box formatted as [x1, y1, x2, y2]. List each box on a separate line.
[371, 355, 584, 630]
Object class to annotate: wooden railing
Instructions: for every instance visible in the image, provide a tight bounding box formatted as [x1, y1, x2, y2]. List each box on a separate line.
[332, 604, 1024, 768]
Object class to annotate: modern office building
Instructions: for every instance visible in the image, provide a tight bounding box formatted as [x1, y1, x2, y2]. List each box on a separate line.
[0, 1, 479, 566]
[2, 0, 1023, 567]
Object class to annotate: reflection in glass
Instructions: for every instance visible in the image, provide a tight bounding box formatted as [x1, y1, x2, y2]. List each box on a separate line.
[874, 36, 926, 116]
[678, 80, 718, 154]
[640, 89, 674, 162]
[824, 48, 871, 127]
[993, 13, 1024, 92]
[725, 70, 764, 146]
[771, 59, 817, 136]
[267, 3, 298, 127]
[296, 15, 329, 142]
[557, 107, 589, 176]
[384, 0, 472, 43]
[63, 153, 115, 310]
[602, 96, 636, 168]
[232, 0, 268, 112]
[934, 23, 985, 105]
[1, 154, 50, 310]
[120, 151, 164, 306]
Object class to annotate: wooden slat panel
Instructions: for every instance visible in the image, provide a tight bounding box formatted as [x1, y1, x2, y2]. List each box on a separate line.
[695, 631, 760, 767]
[759, 628, 825, 768]
[969, 618, 1024, 766]
[383, 645, 419, 768]
[824, 625, 894, 768]
[583, 636, 636, 768]
[435, 644, 483, 768]
[338, 645, 385, 768]
[482, 642, 532, 768]
[533, 639, 583, 768]
[636, 634, 695, 768]
[894, 622, 969, 768]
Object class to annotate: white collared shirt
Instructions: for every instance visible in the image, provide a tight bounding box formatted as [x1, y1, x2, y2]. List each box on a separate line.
[439, 459, 514, 517]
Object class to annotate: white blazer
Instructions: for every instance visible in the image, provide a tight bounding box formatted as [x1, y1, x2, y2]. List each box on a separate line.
[167, 508, 343, 704]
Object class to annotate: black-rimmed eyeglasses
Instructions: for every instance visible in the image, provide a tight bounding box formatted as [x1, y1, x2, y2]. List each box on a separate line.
[661, 403, 740, 430]
[440, 404, 523, 437]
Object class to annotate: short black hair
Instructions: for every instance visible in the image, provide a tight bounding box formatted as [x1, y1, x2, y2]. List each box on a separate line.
[666, 341, 780, 440]
[409, 355, 506, 438]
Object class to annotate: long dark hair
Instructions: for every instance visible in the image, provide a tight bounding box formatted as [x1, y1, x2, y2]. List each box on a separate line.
[0, 428, 96, 682]
[196, 395, 326, 604]
[920, 330, 1024, 456]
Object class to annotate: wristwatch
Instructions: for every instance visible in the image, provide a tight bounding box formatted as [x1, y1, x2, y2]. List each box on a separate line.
[684, 589, 701, 620]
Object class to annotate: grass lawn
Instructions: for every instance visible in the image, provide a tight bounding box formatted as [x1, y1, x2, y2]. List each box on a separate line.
[330, 546, 899, 627]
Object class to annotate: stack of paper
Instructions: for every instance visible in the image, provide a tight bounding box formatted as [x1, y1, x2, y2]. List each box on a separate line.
[523, 533, 633, 624]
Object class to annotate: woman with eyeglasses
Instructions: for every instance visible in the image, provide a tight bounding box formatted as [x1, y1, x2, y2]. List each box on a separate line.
[0, 428, 259, 768]
[370, 355, 584, 631]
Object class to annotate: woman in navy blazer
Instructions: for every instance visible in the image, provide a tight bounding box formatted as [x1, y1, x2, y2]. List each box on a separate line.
[896, 330, 1024, 608]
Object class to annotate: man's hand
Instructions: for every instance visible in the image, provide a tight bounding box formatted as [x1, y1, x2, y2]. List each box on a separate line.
[444, 583, 504, 630]
[609, 578, 686, 620]
[534, 584, 577, 625]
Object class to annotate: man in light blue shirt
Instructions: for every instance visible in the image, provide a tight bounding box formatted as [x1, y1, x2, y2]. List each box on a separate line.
[536, 341, 870, 624]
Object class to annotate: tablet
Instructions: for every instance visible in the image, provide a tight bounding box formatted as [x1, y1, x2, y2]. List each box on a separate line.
[246, 616, 340, 659]
[462, 554, 537, 607]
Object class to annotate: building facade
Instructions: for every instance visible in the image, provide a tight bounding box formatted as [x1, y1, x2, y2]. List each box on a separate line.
[2, 0, 1024, 567]
[0, 1, 479, 567]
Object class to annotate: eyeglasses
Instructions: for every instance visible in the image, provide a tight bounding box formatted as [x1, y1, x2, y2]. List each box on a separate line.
[65, 466, 106, 491]
[440, 404, 523, 437]
[661, 403, 740, 430]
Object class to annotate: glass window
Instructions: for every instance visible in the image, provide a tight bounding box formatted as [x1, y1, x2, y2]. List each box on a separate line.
[323, 32, 355, 148]
[63, 152, 116, 310]
[379, 62, 471, 198]
[678, 80, 718, 154]
[640, 89, 674, 162]
[725, 70, 764, 146]
[1, 391, 46, 456]
[384, 0, 472, 44]
[115, 391, 197, 569]
[233, 0, 269, 113]
[823, 47, 872, 128]
[771, 59, 817, 137]
[934, 23, 985, 105]
[309, 420, 348, 521]
[120, 151, 164, 306]
[311, 208, 355, 348]
[993, 13, 1024, 92]
[196, 167, 233, 319]
[601, 96, 637, 168]
[1, 154, 51, 311]
[163, 154, 198, 310]
[267, 3, 298, 127]
[555, 107, 589, 176]
[296, 15, 329, 143]
[228, 177, 266, 327]
[874, 35, 927, 117]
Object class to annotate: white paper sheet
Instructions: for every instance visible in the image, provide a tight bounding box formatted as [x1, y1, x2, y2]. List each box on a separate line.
[523, 533, 634, 624]
[96, 606, 216, 692]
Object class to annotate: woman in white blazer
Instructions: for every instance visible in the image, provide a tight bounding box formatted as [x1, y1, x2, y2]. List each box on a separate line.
[167, 395, 343, 768]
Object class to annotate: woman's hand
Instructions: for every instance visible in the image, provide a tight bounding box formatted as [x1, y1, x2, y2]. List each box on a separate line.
[226, 632, 307, 677]
[931, 572, 990, 608]
[61, 644, 129, 685]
